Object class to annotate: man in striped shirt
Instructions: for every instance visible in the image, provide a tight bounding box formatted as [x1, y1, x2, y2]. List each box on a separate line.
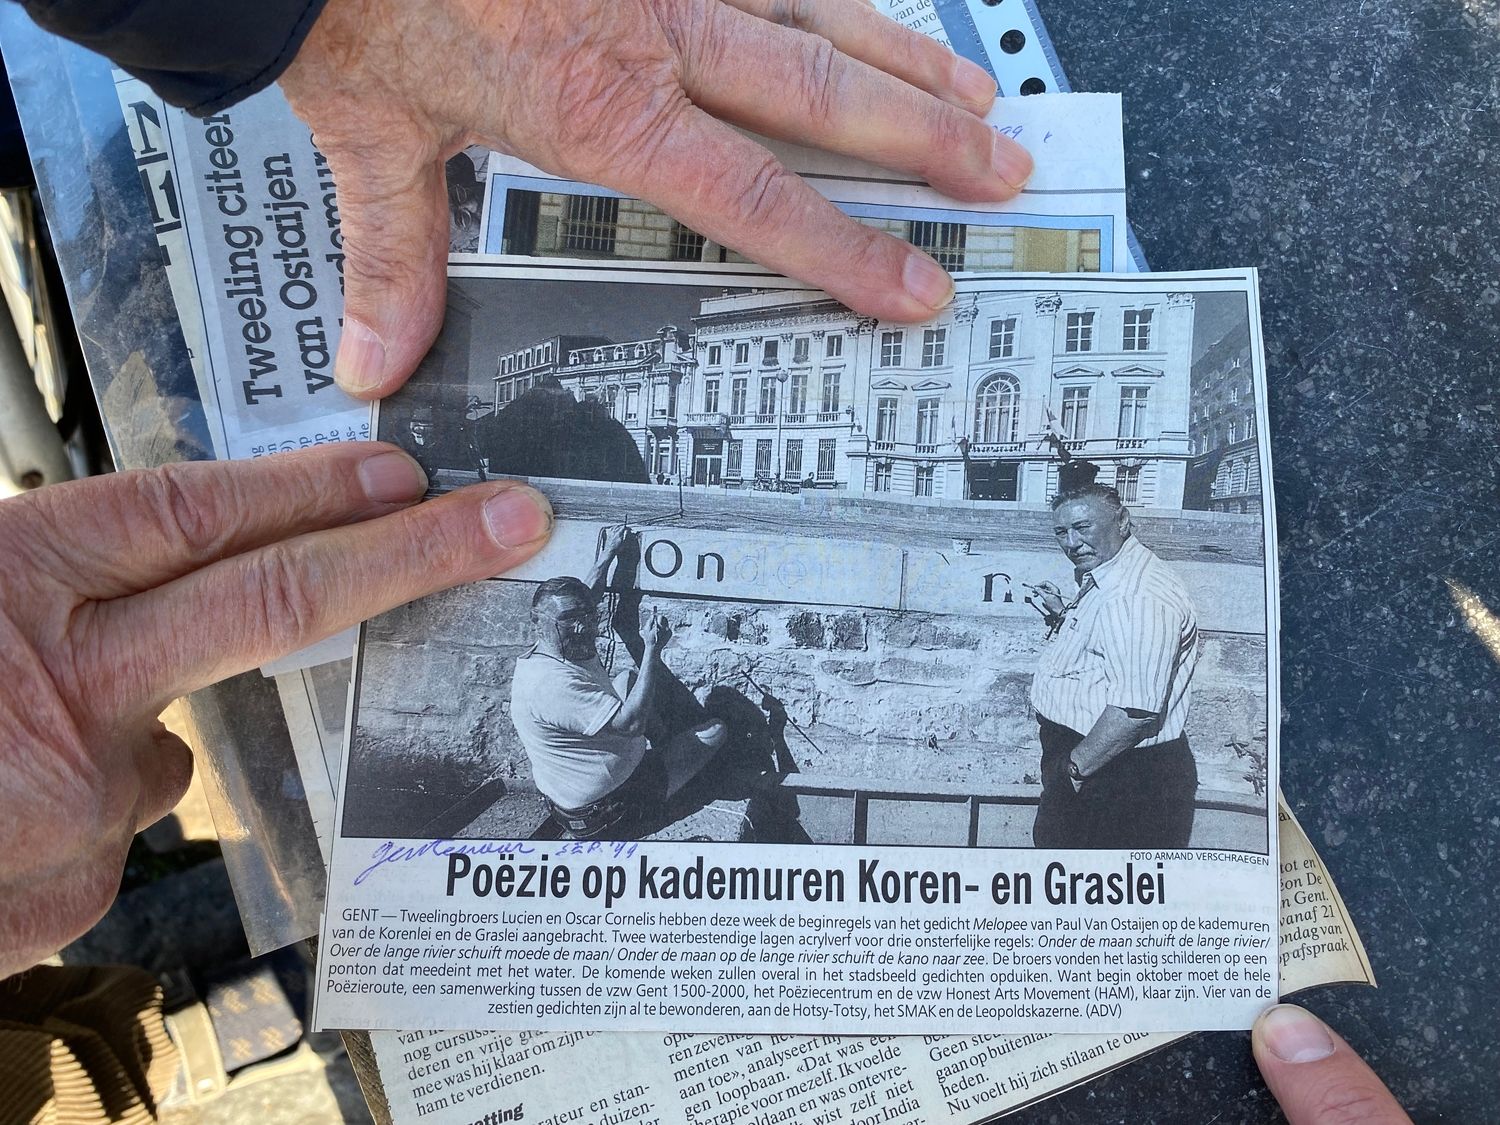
[1029, 483, 1200, 849]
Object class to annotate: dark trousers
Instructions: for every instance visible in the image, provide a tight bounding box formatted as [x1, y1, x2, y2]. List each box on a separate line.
[548, 751, 666, 840]
[1032, 718, 1198, 849]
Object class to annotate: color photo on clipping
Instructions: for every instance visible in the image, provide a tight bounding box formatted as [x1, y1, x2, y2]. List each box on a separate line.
[342, 267, 1273, 856]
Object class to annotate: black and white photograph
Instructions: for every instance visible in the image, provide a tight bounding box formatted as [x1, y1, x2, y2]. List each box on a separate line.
[340, 267, 1274, 855]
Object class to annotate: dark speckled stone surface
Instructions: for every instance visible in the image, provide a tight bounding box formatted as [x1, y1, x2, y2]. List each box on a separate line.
[5, 0, 1497, 1119]
[1014, 2, 1500, 1121]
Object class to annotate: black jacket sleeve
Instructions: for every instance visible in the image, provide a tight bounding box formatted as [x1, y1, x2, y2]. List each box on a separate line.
[15, 0, 331, 116]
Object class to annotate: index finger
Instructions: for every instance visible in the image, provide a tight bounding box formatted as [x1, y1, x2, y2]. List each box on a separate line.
[721, 0, 998, 114]
[15, 444, 429, 601]
[76, 481, 554, 716]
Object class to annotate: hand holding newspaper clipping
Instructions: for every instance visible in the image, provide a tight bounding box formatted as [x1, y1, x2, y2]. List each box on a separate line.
[98, 4, 1374, 1113]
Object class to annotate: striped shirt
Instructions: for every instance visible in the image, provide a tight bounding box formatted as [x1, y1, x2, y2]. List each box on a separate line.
[1030, 535, 1199, 745]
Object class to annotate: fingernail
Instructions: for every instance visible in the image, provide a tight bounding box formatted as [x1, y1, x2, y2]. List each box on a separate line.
[954, 57, 997, 106]
[902, 253, 955, 311]
[992, 133, 1034, 191]
[483, 486, 554, 549]
[336, 317, 387, 396]
[1260, 1005, 1336, 1064]
[357, 450, 427, 503]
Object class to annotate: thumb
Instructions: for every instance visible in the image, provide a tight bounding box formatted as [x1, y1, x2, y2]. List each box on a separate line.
[331, 155, 450, 399]
[1252, 1005, 1412, 1125]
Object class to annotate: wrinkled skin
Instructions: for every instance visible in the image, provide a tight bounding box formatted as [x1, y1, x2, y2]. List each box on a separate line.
[0, 446, 551, 977]
[277, 0, 1033, 397]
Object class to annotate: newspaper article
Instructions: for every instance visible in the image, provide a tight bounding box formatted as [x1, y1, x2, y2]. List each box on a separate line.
[313, 265, 1279, 1036]
[475, 93, 1130, 272]
[146, 85, 373, 460]
[874, 0, 951, 46]
[364, 798, 1369, 1125]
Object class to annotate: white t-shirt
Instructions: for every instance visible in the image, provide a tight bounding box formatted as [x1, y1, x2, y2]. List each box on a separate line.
[509, 651, 647, 808]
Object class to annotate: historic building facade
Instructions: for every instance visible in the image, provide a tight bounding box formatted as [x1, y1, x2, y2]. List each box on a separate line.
[490, 288, 1196, 509]
[684, 288, 1194, 508]
[491, 328, 697, 479]
[1184, 327, 1261, 513]
[1190, 330, 1256, 455]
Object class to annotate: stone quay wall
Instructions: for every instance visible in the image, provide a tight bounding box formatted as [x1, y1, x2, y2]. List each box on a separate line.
[344, 578, 1268, 837]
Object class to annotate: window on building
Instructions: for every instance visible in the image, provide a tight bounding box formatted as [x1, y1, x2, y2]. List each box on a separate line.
[624, 387, 639, 420]
[734, 342, 749, 366]
[875, 397, 899, 442]
[874, 462, 893, 492]
[1229, 385, 1239, 404]
[821, 370, 841, 413]
[730, 378, 747, 419]
[789, 371, 808, 415]
[916, 397, 941, 445]
[921, 328, 947, 368]
[763, 339, 779, 366]
[973, 374, 1020, 444]
[1079, 229, 1102, 272]
[880, 331, 904, 367]
[1065, 311, 1095, 353]
[1227, 420, 1238, 443]
[1118, 386, 1149, 438]
[755, 439, 773, 478]
[707, 344, 722, 367]
[1246, 412, 1257, 439]
[1123, 309, 1153, 351]
[703, 378, 720, 414]
[816, 439, 837, 481]
[669, 222, 706, 261]
[915, 465, 935, 497]
[1116, 465, 1140, 504]
[988, 317, 1017, 360]
[726, 439, 743, 477]
[793, 337, 810, 364]
[825, 334, 843, 358]
[1230, 460, 1248, 494]
[785, 439, 803, 479]
[1061, 386, 1090, 438]
[562, 194, 619, 253]
[908, 221, 966, 269]
[758, 377, 779, 418]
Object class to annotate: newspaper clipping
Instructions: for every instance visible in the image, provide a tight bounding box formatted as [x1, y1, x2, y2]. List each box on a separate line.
[362, 800, 1369, 1125]
[313, 264, 1279, 1036]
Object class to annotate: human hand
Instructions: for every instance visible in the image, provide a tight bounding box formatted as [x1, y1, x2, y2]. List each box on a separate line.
[1253, 1004, 1412, 1124]
[1027, 581, 1066, 617]
[601, 524, 632, 560]
[643, 610, 674, 656]
[0, 445, 552, 977]
[278, 0, 1031, 398]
